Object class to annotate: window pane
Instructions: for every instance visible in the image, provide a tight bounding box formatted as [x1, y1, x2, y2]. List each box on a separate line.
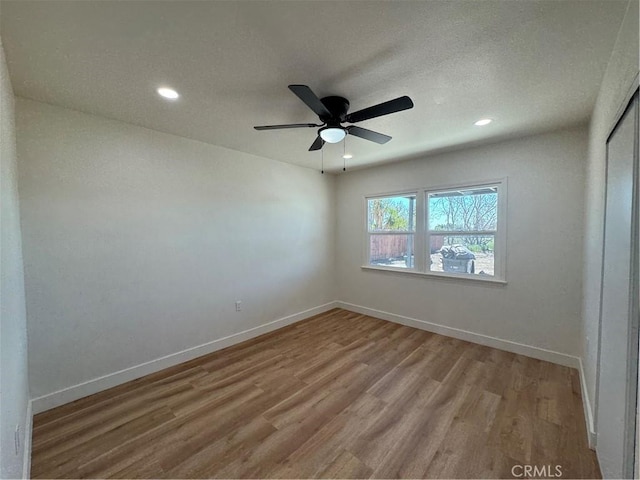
[368, 195, 416, 232]
[429, 234, 494, 276]
[428, 187, 497, 231]
[370, 234, 415, 268]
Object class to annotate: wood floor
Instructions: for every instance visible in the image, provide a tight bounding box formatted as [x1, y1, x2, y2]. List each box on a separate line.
[31, 309, 600, 479]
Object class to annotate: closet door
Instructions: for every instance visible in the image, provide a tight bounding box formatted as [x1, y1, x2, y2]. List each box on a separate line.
[597, 90, 639, 479]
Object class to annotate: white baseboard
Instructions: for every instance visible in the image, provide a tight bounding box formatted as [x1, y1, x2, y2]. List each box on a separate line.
[336, 301, 580, 368]
[22, 400, 32, 480]
[578, 357, 597, 449]
[31, 302, 338, 414]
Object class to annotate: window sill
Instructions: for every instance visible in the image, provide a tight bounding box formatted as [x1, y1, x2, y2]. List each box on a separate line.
[361, 265, 507, 285]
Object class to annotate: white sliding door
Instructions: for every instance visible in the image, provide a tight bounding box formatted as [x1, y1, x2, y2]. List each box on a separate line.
[596, 90, 639, 479]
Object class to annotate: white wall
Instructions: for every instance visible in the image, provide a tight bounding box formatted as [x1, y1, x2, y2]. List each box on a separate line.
[0, 43, 30, 479]
[336, 127, 587, 359]
[16, 99, 335, 403]
[582, 0, 639, 441]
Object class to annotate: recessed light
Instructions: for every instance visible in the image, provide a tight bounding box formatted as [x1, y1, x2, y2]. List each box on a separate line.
[474, 118, 492, 126]
[342, 153, 353, 159]
[157, 87, 179, 100]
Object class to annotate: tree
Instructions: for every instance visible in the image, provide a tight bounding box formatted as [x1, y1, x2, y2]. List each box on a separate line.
[369, 197, 414, 231]
[429, 192, 497, 246]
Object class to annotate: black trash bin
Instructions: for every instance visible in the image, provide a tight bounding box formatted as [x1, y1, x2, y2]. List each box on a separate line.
[439, 245, 475, 273]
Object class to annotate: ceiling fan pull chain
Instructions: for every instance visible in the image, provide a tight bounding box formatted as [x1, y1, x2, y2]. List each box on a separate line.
[343, 137, 346, 172]
[321, 148, 324, 174]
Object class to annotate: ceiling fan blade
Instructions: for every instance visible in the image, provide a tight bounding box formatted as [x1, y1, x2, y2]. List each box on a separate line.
[346, 125, 392, 144]
[254, 123, 321, 130]
[288, 85, 332, 119]
[345, 96, 414, 124]
[309, 136, 325, 151]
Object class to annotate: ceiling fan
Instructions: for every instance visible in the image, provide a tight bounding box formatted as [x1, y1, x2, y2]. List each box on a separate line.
[254, 85, 414, 151]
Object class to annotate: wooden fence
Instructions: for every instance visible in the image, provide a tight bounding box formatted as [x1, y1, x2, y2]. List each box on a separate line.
[370, 235, 409, 261]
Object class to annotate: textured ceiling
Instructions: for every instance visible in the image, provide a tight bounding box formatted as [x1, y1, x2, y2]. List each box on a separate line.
[0, 1, 628, 172]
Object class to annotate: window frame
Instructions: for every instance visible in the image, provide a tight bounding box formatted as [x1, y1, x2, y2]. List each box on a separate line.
[364, 191, 422, 271]
[363, 178, 507, 283]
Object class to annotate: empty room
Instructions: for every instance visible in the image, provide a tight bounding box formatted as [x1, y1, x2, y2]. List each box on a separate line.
[1, 1, 639, 479]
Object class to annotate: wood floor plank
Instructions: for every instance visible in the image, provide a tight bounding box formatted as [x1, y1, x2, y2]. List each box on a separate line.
[268, 394, 387, 479]
[347, 377, 443, 472]
[314, 449, 373, 479]
[162, 415, 278, 478]
[424, 418, 499, 478]
[32, 406, 176, 478]
[31, 308, 600, 479]
[371, 381, 472, 478]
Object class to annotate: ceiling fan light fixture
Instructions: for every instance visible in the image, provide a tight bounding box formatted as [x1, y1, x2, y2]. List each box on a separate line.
[319, 127, 346, 143]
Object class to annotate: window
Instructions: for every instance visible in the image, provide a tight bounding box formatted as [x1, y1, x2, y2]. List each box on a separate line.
[364, 180, 506, 282]
[366, 193, 416, 269]
[427, 185, 501, 278]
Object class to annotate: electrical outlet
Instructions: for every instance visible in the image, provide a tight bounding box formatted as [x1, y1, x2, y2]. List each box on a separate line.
[14, 425, 20, 456]
[235, 301, 242, 312]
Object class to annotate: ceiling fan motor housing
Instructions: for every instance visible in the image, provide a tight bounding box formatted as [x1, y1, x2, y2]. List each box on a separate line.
[320, 96, 350, 123]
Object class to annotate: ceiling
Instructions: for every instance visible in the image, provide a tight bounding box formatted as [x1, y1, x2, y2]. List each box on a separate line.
[0, 1, 628, 172]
